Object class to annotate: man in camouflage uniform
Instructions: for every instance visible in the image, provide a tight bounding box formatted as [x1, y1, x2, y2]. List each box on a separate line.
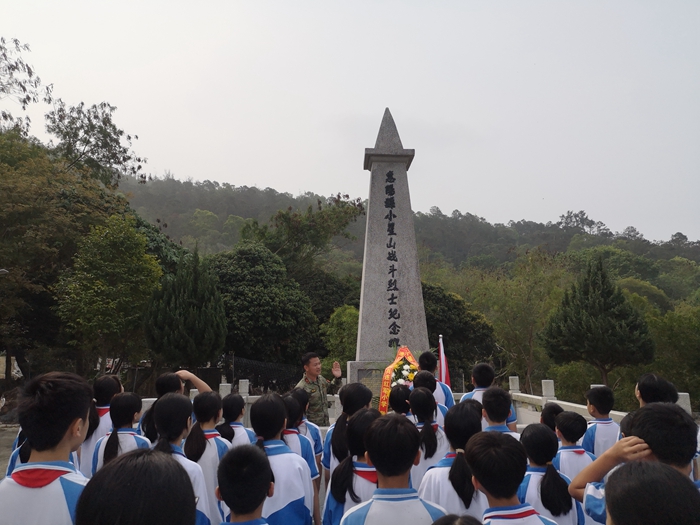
[296, 352, 343, 426]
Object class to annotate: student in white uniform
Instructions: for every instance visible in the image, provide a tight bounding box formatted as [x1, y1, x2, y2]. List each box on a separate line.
[418, 351, 455, 408]
[418, 401, 487, 519]
[184, 391, 233, 524]
[216, 393, 257, 448]
[483, 387, 521, 441]
[154, 392, 213, 525]
[388, 384, 411, 416]
[412, 371, 450, 428]
[323, 408, 381, 525]
[76, 448, 197, 525]
[552, 412, 596, 481]
[581, 387, 620, 457]
[409, 387, 450, 489]
[92, 392, 150, 474]
[80, 374, 122, 477]
[290, 388, 324, 468]
[460, 363, 518, 432]
[518, 424, 584, 525]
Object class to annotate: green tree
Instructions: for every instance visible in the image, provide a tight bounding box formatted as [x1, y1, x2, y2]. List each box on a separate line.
[55, 214, 162, 374]
[144, 249, 226, 368]
[541, 257, 654, 385]
[208, 242, 318, 364]
[320, 305, 359, 378]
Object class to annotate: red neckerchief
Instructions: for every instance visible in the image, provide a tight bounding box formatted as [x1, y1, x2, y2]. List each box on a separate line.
[96, 406, 110, 418]
[354, 468, 378, 484]
[11, 464, 73, 488]
[283, 429, 300, 435]
[203, 430, 221, 440]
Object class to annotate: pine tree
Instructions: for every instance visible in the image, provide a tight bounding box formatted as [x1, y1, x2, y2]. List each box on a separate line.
[144, 248, 227, 368]
[541, 257, 654, 385]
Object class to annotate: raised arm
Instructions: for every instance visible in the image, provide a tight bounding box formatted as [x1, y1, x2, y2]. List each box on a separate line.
[176, 370, 212, 394]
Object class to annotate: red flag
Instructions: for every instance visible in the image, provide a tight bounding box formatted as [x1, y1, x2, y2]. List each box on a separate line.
[438, 334, 451, 387]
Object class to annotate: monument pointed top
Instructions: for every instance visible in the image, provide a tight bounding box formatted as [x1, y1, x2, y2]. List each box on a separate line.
[364, 108, 415, 170]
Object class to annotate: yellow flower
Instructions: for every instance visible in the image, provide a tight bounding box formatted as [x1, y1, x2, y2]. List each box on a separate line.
[408, 372, 415, 381]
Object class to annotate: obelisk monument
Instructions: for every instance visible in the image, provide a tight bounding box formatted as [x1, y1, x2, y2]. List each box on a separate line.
[347, 108, 430, 391]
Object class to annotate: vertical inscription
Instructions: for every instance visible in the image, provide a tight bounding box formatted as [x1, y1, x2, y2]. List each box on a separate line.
[383, 170, 400, 348]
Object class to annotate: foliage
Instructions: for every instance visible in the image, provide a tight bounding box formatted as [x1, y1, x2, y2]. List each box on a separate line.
[616, 277, 671, 313]
[320, 305, 359, 379]
[541, 257, 655, 385]
[144, 249, 227, 368]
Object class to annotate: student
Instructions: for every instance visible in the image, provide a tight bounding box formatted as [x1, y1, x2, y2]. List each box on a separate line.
[250, 394, 314, 525]
[418, 402, 487, 519]
[552, 412, 595, 481]
[409, 387, 450, 488]
[76, 448, 197, 525]
[482, 387, 521, 440]
[184, 391, 233, 524]
[388, 384, 411, 416]
[290, 388, 324, 468]
[0, 372, 93, 525]
[323, 408, 382, 525]
[581, 387, 620, 457]
[540, 403, 564, 433]
[412, 371, 449, 428]
[460, 364, 517, 432]
[605, 461, 700, 525]
[216, 393, 257, 448]
[154, 393, 213, 525]
[518, 424, 584, 525]
[635, 373, 679, 406]
[465, 432, 558, 525]
[418, 351, 455, 408]
[80, 374, 122, 477]
[339, 414, 446, 525]
[216, 445, 274, 525]
[92, 392, 150, 474]
[569, 403, 699, 524]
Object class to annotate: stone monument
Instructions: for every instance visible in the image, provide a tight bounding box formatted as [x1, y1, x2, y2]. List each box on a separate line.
[347, 108, 430, 394]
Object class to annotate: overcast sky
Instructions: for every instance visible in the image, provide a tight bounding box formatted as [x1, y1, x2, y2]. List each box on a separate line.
[4, 1, 699, 241]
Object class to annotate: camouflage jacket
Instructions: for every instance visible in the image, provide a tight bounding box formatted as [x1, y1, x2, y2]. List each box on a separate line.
[296, 373, 342, 427]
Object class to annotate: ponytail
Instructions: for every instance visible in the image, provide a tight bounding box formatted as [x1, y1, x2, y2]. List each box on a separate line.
[444, 402, 482, 508]
[540, 463, 573, 516]
[250, 394, 287, 455]
[85, 401, 100, 441]
[153, 393, 192, 455]
[410, 387, 438, 459]
[144, 373, 187, 443]
[217, 393, 246, 442]
[103, 393, 142, 465]
[331, 383, 373, 463]
[141, 402, 158, 443]
[448, 450, 475, 507]
[185, 392, 221, 462]
[330, 456, 355, 504]
[184, 422, 206, 462]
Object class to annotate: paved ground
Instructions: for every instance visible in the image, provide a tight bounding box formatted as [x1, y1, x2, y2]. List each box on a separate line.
[0, 425, 19, 478]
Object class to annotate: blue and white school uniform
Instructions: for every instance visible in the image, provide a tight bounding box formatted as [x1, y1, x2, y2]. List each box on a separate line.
[79, 406, 112, 477]
[339, 488, 445, 525]
[461, 388, 518, 430]
[191, 429, 233, 523]
[433, 381, 455, 408]
[552, 446, 596, 481]
[171, 444, 213, 525]
[406, 404, 448, 429]
[485, 424, 521, 441]
[417, 452, 488, 519]
[483, 504, 559, 525]
[298, 417, 324, 458]
[0, 460, 89, 525]
[229, 422, 257, 448]
[220, 520, 268, 525]
[581, 419, 620, 457]
[517, 466, 584, 525]
[410, 423, 450, 489]
[283, 429, 320, 480]
[92, 428, 151, 474]
[323, 460, 377, 525]
[322, 424, 341, 476]
[6, 443, 79, 477]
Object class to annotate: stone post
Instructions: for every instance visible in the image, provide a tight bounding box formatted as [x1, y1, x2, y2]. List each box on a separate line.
[509, 376, 521, 394]
[219, 383, 232, 397]
[677, 392, 692, 414]
[542, 380, 557, 400]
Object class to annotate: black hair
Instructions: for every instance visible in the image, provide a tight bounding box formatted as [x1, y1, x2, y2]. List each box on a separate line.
[289, 388, 310, 414]
[250, 394, 287, 451]
[637, 374, 679, 404]
[418, 351, 438, 373]
[444, 402, 482, 508]
[94, 375, 122, 406]
[331, 383, 373, 463]
[465, 431, 527, 499]
[76, 449, 196, 525]
[628, 403, 698, 467]
[409, 387, 438, 459]
[85, 402, 101, 441]
[413, 370, 437, 393]
[301, 352, 319, 366]
[482, 387, 512, 423]
[471, 363, 495, 388]
[184, 391, 222, 462]
[218, 445, 273, 516]
[540, 402, 564, 432]
[283, 395, 304, 429]
[141, 373, 183, 443]
[364, 414, 420, 477]
[554, 411, 588, 444]
[585, 386, 615, 415]
[460, 398, 483, 416]
[606, 461, 700, 525]
[18, 372, 93, 452]
[216, 393, 246, 442]
[520, 424, 572, 516]
[388, 384, 411, 414]
[431, 516, 483, 525]
[103, 393, 142, 465]
[17, 429, 31, 464]
[153, 393, 192, 454]
[330, 408, 381, 505]
[619, 411, 634, 437]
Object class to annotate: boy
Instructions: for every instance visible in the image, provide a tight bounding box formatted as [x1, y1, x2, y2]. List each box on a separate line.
[418, 351, 454, 408]
[465, 432, 557, 525]
[217, 445, 274, 524]
[460, 363, 518, 431]
[412, 371, 449, 427]
[569, 402, 699, 524]
[540, 402, 564, 433]
[339, 414, 446, 525]
[482, 387, 521, 441]
[552, 411, 596, 481]
[581, 387, 620, 457]
[0, 372, 93, 525]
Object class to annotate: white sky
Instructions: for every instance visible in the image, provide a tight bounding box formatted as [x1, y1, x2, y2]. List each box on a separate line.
[4, 1, 699, 242]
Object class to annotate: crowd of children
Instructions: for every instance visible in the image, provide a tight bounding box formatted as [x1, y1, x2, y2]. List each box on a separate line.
[1, 355, 699, 525]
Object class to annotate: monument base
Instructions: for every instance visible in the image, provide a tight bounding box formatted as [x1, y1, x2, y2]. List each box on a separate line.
[347, 360, 388, 410]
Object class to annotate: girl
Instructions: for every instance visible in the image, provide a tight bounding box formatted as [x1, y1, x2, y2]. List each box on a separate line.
[184, 391, 232, 524]
[79, 375, 122, 477]
[323, 408, 381, 525]
[215, 393, 256, 447]
[518, 424, 584, 525]
[154, 393, 213, 525]
[409, 387, 450, 488]
[92, 392, 150, 474]
[418, 402, 487, 519]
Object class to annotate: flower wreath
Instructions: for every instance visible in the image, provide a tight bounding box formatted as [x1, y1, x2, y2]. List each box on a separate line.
[390, 358, 419, 388]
